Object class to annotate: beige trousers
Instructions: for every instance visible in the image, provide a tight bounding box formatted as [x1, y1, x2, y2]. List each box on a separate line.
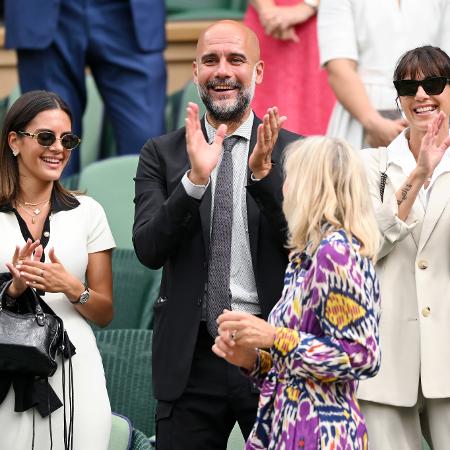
[360, 391, 450, 450]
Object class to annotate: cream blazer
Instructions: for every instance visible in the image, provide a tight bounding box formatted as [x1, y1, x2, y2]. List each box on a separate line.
[358, 132, 450, 406]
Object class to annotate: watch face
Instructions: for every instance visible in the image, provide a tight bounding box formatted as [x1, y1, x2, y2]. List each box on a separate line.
[79, 290, 90, 304]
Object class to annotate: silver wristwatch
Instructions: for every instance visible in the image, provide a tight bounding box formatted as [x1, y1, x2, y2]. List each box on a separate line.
[71, 282, 90, 305]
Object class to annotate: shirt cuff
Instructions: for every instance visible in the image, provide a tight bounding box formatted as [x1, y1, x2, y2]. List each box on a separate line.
[181, 171, 210, 200]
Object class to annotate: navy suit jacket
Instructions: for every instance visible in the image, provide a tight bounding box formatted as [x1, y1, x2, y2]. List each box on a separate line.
[4, 0, 165, 52]
[133, 116, 300, 401]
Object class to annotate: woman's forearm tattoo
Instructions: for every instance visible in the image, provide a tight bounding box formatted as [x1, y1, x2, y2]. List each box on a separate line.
[397, 183, 413, 206]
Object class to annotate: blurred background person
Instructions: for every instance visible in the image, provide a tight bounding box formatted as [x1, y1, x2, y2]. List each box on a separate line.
[244, 0, 335, 135]
[359, 46, 450, 450]
[318, 0, 450, 150]
[0, 90, 114, 449]
[213, 136, 381, 449]
[4, 0, 166, 175]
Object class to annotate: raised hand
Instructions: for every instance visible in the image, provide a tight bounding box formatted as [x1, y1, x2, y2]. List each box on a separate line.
[249, 107, 287, 179]
[15, 247, 81, 296]
[185, 102, 227, 185]
[5, 239, 42, 298]
[417, 111, 450, 188]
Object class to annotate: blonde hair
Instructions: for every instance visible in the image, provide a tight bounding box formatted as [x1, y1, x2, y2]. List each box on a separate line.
[282, 136, 380, 260]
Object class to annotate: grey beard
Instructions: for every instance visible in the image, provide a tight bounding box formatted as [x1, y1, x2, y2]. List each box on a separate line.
[197, 85, 252, 123]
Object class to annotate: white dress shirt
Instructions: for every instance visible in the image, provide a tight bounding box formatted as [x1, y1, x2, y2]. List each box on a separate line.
[182, 112, 260, 315]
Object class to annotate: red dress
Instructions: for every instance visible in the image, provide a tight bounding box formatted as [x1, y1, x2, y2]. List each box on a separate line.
[244, 0, 335, 135]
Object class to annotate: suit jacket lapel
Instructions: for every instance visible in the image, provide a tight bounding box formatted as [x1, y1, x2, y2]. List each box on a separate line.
[246, 117, 261, 268]
[199, 119, 212, 254]
[385, 163, 424, 248]
[418, 173, 450, 252]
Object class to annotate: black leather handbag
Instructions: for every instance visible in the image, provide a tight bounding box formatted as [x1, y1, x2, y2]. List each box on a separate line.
[0, 280, 62, 377]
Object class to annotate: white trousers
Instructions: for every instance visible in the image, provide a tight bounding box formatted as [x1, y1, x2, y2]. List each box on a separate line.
[360, 390, 450, 450]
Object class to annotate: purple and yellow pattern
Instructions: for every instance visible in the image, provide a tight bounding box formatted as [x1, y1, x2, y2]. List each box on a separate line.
[246, 230, 380, 450]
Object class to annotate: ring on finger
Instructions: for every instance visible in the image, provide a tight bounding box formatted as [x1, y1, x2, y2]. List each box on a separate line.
[231, 330, 238, 340]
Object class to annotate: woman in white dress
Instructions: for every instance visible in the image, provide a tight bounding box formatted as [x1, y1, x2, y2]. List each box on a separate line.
[0, 90, 114, 449]
[318, 0, 450, 150]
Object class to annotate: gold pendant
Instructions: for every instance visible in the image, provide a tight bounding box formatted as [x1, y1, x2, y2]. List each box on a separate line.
[32, 217, 35, 224]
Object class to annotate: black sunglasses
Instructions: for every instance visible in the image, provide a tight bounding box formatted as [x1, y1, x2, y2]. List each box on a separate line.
[18, 130, 81, 150]
[394, 76, 450, 97]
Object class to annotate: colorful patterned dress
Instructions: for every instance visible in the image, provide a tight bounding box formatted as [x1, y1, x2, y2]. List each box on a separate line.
[246, 230, 381, 450]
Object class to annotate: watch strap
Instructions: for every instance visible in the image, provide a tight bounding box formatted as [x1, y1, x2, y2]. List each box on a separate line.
[70, 282, 89, 304]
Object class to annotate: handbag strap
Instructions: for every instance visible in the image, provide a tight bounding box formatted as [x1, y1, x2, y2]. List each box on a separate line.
[56, 311, 74, 450]
[378, 147, 388, 202]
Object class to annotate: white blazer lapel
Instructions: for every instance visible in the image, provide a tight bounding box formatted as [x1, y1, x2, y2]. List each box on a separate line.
[418, 173, 450, 252]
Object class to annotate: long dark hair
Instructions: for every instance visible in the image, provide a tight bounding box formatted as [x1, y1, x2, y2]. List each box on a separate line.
[394, 45, 450, 81]
[0, 90, 78, 206]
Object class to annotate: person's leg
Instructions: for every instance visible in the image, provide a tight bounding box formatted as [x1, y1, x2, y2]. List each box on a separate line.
[421, 396, 450, 450]
[16, 0, 87, 175]
[156, 323, 236, 450]
[359, 400, 423, 450]
[86, 0, 166, 156]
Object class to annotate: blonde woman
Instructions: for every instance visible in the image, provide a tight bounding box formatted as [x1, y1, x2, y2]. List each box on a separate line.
[213, 136, 381, 449]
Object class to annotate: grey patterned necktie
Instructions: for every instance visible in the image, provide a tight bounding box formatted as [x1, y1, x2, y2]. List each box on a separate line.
[206, 136, 240, 337]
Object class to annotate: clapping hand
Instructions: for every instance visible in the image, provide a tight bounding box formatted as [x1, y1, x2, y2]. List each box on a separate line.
[14, 247, 79, 295]
[5, 239, 43, 298]
[185, 102, 227, 185]
[249, 107, 287, 179]
[417, 111, 450, 188]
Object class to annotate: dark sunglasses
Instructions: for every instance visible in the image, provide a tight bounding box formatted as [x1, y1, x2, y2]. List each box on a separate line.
[18, 130, 81, 150]
[394, 76, 450, 97]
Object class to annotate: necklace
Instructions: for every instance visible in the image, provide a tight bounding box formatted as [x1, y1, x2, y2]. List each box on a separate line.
[22, 198, 51, 207]
[17, 200, 50, 224]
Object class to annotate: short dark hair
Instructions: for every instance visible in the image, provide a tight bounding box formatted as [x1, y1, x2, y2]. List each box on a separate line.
[394, 45, 450, 81]
[0, 90, 77, 205]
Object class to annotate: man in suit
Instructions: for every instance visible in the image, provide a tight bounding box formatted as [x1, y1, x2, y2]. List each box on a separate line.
[133, 20, 300, 450]
[4, 0, 166, 175]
